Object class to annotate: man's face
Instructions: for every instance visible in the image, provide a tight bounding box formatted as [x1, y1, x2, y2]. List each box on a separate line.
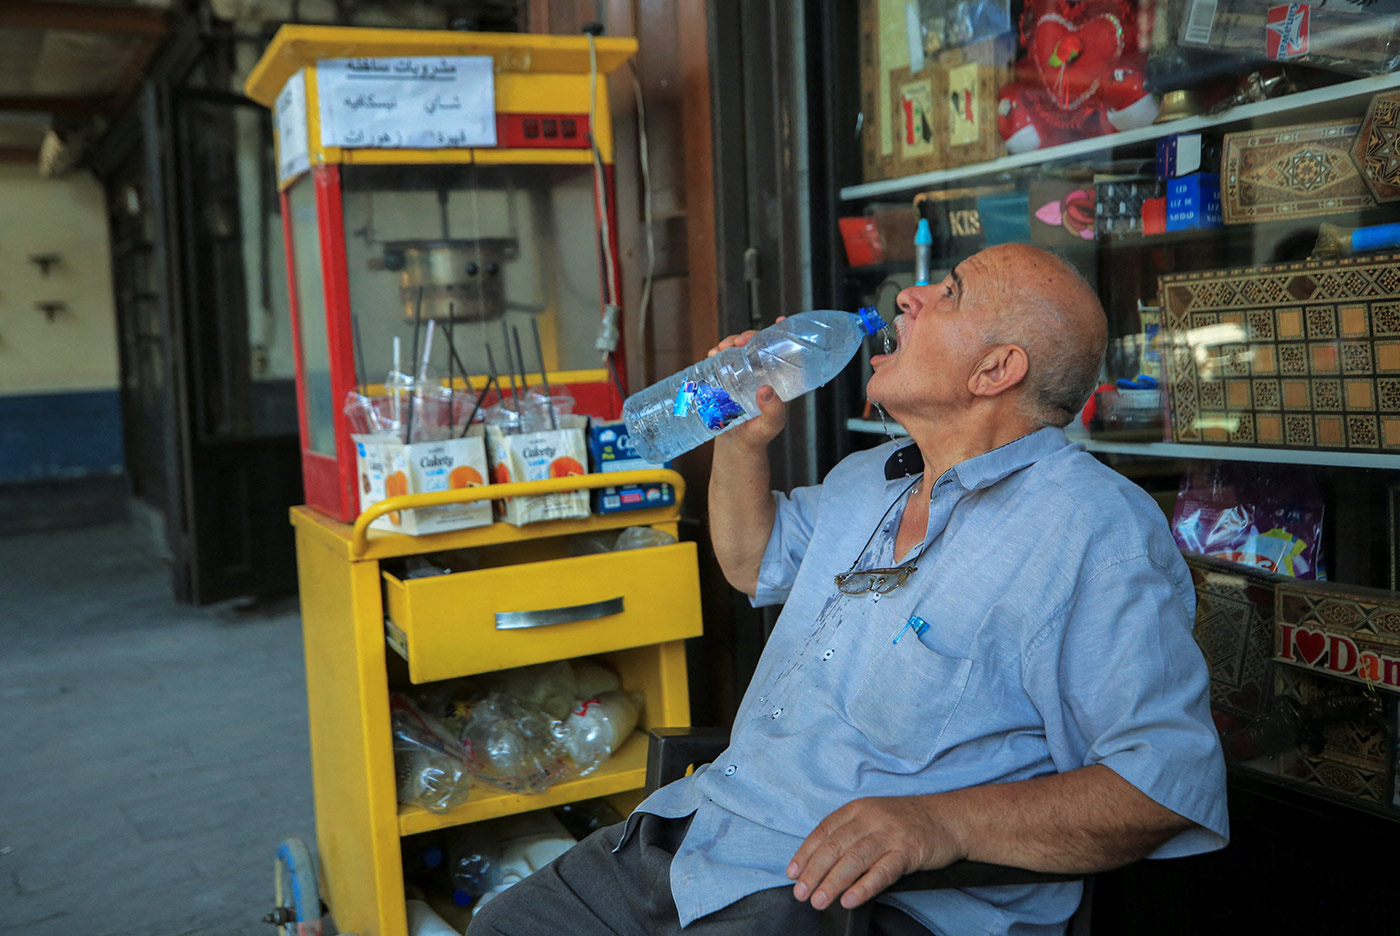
[866, 255, 998, 416]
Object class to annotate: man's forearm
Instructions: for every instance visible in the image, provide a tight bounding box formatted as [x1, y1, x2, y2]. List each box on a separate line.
[708, 434, 777, 597]
[931, 764, 1191, 872]
[789, 764, 1197, 911]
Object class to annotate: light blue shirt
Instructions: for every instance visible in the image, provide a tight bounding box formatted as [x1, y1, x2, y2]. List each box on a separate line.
[631, 427, 1229, 935]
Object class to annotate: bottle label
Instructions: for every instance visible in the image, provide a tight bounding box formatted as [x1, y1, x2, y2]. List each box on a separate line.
[694, 382, 746, 431]
[673, 380, 697, 416]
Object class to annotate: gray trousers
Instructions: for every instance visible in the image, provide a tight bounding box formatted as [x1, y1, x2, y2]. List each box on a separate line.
[467, 813, 933, 936]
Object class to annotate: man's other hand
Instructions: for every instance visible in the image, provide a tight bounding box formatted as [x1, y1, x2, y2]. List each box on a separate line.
[787, 796, 967, 911]
[707, 320, 788, 448]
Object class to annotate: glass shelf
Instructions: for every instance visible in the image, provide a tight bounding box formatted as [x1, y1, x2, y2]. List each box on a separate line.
[841, 72, 1400, 201]
[845, 419, 1400, 470]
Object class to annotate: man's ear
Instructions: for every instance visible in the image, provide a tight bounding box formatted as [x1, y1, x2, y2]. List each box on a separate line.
[967, 344, 1029, 398]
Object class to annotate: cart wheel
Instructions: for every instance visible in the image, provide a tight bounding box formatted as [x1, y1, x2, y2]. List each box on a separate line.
[266, 838, 324, 936]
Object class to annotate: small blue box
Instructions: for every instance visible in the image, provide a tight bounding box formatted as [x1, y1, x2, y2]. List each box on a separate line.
[587, 419, 675, 514]
[1165, 174, 1222, 232]
[1156, 133, 1203, 179]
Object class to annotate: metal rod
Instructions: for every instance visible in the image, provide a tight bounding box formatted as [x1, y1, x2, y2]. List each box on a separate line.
[530, 317, 558, 430]
[351, 314, 368, 396]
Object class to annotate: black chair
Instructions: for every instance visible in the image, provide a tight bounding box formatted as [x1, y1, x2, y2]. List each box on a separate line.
[646, 727, 1091, 936]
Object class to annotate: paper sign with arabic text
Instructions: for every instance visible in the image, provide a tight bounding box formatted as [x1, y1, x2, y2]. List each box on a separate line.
[317, 56, 496, 149]
[275, 70, 310, 183]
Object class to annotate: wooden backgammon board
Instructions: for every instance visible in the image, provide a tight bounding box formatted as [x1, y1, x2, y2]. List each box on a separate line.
[1160, 252, 1400, 451]
[1222, 119, 1377, 225]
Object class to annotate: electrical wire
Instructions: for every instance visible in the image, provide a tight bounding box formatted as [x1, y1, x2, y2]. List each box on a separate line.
[629, 62, 656, 343]
[588, 34, 618, 310]
[587, 32, 625, 385]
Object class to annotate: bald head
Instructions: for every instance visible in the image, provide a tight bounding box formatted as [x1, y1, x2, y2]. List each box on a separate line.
[971, 244, 1108, 427]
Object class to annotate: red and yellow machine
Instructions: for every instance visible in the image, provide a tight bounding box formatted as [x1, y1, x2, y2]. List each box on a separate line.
[245, 26, 638, 521]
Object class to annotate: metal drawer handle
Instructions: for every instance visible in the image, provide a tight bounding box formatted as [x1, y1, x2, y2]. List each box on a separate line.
[495, 597, 625, 630]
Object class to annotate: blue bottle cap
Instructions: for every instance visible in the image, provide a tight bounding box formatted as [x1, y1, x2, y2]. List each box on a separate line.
[423, 847, 443, 869]
[857, 306, 888, 336]
[914, 218, 933, 245]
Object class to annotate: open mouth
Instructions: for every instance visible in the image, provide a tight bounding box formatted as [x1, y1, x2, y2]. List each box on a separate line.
[871, 315, 903, 363]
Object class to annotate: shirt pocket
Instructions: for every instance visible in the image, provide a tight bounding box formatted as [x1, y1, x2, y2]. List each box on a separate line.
[843, 635, 973, 766]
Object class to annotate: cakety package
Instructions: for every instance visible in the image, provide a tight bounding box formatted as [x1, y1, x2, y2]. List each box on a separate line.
[1172, 462, 1326, 579]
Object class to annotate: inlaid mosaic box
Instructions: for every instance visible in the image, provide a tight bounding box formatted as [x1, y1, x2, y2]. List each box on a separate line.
[1273, 580, 1400, 695]
[1271, 581, 1400, 811]
[1160, 252, 1400, 451]
[1272, 666, 1395, 812]
[1186, 552, 1283, 721]
[1350, 91, 1400, 204]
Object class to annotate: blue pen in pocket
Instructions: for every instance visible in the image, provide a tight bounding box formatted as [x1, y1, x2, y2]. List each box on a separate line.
[893, 614, 929, 645]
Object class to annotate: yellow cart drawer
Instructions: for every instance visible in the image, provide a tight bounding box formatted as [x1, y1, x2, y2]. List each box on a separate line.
[383, 541, 703, 682]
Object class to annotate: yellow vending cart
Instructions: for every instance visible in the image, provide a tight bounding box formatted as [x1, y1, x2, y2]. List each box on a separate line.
[244, 26, 701, 936]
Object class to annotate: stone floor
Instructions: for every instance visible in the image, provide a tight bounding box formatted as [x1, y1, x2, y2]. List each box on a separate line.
[0, 521, 316, 935]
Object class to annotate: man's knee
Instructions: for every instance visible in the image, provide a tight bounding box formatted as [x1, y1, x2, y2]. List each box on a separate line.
[463, 851, 589, 935]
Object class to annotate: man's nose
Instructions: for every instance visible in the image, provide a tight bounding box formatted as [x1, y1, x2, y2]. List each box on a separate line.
[895, 288, 921, 315]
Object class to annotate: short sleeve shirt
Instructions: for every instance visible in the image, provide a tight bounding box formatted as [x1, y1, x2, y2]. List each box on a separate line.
[632, 427, 1229, 935]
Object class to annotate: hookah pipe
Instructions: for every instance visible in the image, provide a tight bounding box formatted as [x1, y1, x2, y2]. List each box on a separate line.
[1221, 692, 1385, 761]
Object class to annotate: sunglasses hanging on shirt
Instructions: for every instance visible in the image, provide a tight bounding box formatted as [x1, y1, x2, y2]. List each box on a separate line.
[833, 476, 935, 598]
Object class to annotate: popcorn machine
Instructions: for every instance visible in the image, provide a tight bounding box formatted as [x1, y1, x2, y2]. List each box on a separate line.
[244, 26, 638, 521]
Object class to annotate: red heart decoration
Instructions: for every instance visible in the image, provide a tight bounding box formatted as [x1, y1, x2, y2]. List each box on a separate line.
[1029, 10, 1127, 111]
[1294, 629, 1327, 666]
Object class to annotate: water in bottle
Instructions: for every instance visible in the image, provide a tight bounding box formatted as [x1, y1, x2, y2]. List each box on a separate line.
[622, 308, 887, 462]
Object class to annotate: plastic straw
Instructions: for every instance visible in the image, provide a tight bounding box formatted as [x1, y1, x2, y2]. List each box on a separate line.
[419, 319, 436, 383]
[484, 344, 502, 398]
[460, 386, 487, 438]
[392, 336, 402, 440]
[485, 344, 511, 433]
[445, 312, 455, 413]
[406, 287, 424, 442]
[512, 325, 530, 393]
[530, 317, 558, 430]
[446, 307, 474, 394]
[500, 321, 521, 413]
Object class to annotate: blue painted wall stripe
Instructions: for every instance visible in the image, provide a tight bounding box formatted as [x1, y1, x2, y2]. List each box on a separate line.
[0, 389, 125, 482]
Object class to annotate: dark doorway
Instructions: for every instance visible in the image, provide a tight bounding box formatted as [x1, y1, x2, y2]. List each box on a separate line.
[92, 28, 300, 604]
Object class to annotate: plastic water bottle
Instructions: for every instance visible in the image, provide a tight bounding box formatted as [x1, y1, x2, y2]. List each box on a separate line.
[562, 690, 643, 772]
[406, 898, 460, 936]
[448, 831, 503, 901]
[622, 308, 887, 462]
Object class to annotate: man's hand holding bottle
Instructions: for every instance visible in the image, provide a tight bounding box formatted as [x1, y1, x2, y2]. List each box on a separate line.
[707, 316, 788, 451]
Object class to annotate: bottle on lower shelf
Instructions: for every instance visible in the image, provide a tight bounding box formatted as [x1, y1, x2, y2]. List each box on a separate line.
[406, 898, 460, 936]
